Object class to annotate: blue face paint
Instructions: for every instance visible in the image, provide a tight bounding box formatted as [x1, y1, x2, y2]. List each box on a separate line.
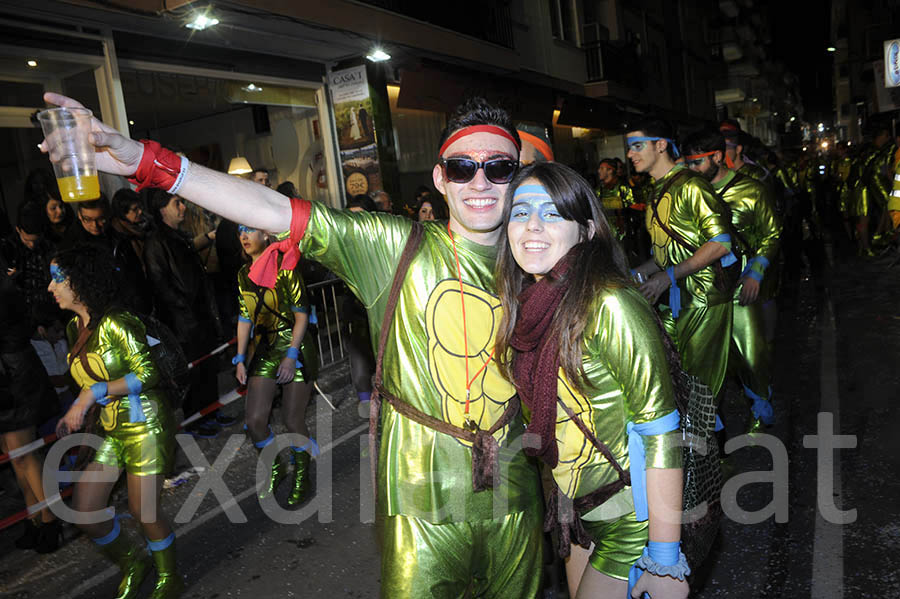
[237, 225, 258, 235]
[49, 263, 66, 283]
[626, 136, 681, 158]
[511, 184, 564, 223]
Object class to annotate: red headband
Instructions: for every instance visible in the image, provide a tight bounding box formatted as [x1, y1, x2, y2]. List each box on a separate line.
[684, 150, 718, 161]
[719, 123, 740, 133]
[438, 125, 520, 157]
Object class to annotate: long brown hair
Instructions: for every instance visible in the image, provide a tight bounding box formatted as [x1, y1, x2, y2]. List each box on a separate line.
[494, 162, 631, 393]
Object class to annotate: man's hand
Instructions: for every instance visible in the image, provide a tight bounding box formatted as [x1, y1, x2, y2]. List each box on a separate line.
[738, 276, 760, 306]
[631, 571, 689, 599]
[40, 93, 144, 177]
[640, 271, 671, 303]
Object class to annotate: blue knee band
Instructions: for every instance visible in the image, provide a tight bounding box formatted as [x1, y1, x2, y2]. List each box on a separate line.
[146, 532, 175, 552]
[291, 438, 320, 458]
[93, 515, 121, 546]
[253, 427, 275, 449]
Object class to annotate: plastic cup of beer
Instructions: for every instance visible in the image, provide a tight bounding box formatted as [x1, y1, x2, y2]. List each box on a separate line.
[37, 107, 100, 202]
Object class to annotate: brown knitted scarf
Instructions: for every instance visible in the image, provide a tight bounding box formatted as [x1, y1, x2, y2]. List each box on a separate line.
[510, 254, 572, 468]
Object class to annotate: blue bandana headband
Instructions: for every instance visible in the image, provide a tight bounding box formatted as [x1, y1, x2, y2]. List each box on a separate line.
[626, 136, 681, 158]
[511, 184, 564, 223]
[49, 263, 66, 283]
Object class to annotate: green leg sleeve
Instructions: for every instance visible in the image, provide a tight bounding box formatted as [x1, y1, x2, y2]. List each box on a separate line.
[94, 522, 152, 599]
[148, 535, 184, 599]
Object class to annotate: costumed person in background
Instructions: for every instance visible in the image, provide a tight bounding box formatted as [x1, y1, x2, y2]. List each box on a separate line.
[41, 92, 545, 598]
[628, 117, 736, 401]
[495, 162, 688, 599]
[0, 251, 61, 554]
[684, 128, 781, 434]
[719, 120, 770, 185]
[24, 167, 73, 244]
[234, 225, 319, 505]
[415, 193, 448, 222]
[595, 157, 634, 241]
[51, 245, 182, 598]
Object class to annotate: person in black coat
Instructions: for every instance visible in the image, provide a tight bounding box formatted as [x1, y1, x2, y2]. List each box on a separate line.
[143, 190, 227, 438]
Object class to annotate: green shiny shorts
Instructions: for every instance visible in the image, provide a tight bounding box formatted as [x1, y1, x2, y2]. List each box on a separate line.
[582, 511, 649, 580]
[379, 509, 544, 598]
[94, 412, 175, 476]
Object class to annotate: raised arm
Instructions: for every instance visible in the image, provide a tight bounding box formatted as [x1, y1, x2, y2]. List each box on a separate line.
[41, 93, 291, 233]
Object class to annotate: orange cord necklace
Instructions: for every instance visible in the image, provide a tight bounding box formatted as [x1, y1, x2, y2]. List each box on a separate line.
[447, 222, 496, 431]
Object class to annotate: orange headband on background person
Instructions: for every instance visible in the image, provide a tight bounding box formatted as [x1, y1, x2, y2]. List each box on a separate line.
[517, 130, 554, 162]
[684, 150, 719, 161]
[438, 125, 521, 157]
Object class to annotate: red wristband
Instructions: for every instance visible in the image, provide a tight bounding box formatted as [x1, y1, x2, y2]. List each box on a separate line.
[128, 140, 189, 193]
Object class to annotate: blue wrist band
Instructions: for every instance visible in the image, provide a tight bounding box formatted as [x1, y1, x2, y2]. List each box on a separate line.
[238, 315, 252, 323]
[286, 346, 302, 368]
[232, 353, 245, 365]
[123, 373, 146, 423]
[91, 382, 108, 404]
[647, 541, 680, 566]
[666, 266, 681, 319]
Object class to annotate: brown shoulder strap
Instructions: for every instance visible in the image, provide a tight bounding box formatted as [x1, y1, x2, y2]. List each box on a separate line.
[69, 321, 104, 382]
[650, 170, 699, 254]
[715, 173, 753, 254]
[555, 398, 630, 486]
[372, 222, 425, 390]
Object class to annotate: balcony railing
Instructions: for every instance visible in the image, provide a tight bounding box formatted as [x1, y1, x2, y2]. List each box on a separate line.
[585, 40, 643, 89]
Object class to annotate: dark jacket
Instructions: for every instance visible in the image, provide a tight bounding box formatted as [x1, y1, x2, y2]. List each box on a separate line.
[143, 223, 222, 344]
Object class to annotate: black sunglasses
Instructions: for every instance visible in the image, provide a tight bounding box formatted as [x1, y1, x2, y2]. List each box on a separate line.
[440, 157, 519, 184]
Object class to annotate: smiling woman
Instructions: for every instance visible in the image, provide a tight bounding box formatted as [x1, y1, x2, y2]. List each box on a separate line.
[494, 161, 690, 599]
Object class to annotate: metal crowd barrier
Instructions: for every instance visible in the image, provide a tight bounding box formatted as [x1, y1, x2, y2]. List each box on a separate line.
[307, 278, 351, 369]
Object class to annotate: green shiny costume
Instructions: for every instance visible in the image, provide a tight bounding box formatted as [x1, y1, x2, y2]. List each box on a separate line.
[645, 165, 733, 395]
[888, 152, 900, 215]
[833, 156, 853, 214]
[298, 204, 543, 598]
[237, 263, 319, 382]
[852, 145, 892, 217]
[736, 162, 768, 186]
[714, 171, 780, 401]
[597, 181, 634, 240]
[66, 310, 175, 475]
[552, 287, 682, 579]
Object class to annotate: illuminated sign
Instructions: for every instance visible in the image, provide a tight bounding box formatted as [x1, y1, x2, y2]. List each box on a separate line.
[885, 39, 900, 88]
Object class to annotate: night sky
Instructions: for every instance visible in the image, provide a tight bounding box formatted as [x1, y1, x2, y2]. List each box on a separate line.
[769, 2, 833, 123]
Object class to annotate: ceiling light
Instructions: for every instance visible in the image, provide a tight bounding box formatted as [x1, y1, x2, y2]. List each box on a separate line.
[790, 116, 796, 122]
[366, 49, 391, 62]
[242, 83, 263, 92]
[228, 157, 252, 175]
[186, 14, 219, 30]
[128, 120, 135, 125]
[26, 59, 37, 68]
[827, 46, 837, 52]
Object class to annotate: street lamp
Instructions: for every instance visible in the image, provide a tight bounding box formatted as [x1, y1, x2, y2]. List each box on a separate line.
[827, 46, 837, 53]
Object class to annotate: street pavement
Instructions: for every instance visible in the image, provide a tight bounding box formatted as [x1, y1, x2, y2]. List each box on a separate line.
[2, 244, 899, 598]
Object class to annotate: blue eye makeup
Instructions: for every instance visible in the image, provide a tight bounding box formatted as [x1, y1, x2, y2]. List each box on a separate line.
[237, 225, 258, 234]
[511, 184, 564, 223]
[49, 263, 66, 283]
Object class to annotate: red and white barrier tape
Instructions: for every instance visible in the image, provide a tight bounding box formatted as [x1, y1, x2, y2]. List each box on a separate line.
[0, 488, 72, 532]
[187, 337, 236, 370]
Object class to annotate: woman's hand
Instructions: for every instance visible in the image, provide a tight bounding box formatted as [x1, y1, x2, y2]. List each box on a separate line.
[738, 276, 760, 306]
[57, 390, 91, 435]
[276, 357, 297, 384]
[631, 571, 689, 599]
[235, 361, 248, 386]
[639, 271, 672, 303]
[40, 93, 144, 177]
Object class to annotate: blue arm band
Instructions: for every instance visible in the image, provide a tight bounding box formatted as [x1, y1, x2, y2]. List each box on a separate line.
[238, 316, 252, 323]
[626, 409, 681, 521]
[286, 346, 302, 368]
[124, 373, 146, 423]
[309, 306, 318, 325]
[125, 373, 142, 394]
[290, 305, 308, 313]
[232, 354, 245, 365]
[745, 269, 764, 282]
[709, 234, 737, 267]
[666, 266, 681, 319]
[90, 382, 109, 405]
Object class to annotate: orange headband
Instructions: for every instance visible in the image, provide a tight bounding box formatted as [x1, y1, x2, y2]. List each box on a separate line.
[684, 150, 718, 161]
[438, 125, 520, 157]
[517, 130, 554, 161]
